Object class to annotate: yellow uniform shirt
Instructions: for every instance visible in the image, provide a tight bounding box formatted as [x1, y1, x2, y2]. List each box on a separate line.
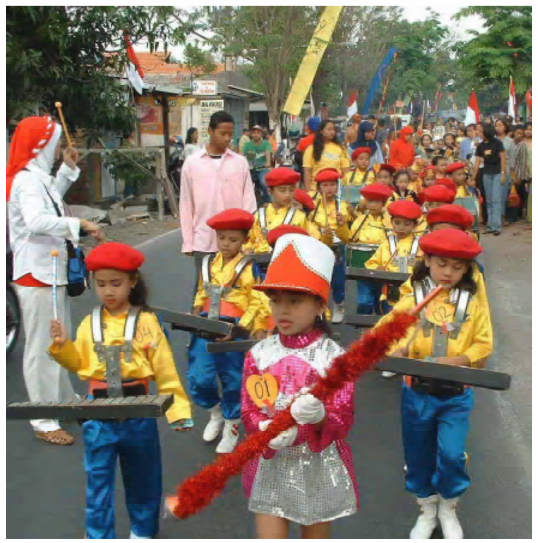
[244, 204, 309, 254]
[342, 169, 375, 186]
[456, 185, 473, 198]
[49, 309, 192, 424]
[408, 179, 423, 194]
[365, 233, 423, 273]
[303, 142, 351, 180]
[375, 291, 493, 367]
[348, 212, 391, 245]
[193, 252, 269, 332]
[308, 197, 352, 245]
[399, 265, 491, 328]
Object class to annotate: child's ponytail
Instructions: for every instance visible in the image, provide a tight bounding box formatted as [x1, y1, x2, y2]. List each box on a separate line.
[129, 272, 151, 311]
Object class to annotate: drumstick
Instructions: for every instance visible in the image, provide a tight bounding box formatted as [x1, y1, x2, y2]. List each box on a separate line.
[369, 223, 393, 231]
[382, 249, 398, 271]
[54, 101, 73, 149]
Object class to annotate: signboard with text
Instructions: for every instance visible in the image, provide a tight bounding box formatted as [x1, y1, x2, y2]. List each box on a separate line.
[200, 100, 225, 144]
[192, 80, 218, 96]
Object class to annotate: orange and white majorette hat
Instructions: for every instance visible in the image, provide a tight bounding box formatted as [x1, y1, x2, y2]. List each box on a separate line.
[254, 234, 335, 302]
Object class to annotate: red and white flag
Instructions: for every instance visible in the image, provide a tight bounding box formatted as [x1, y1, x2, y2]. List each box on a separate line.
[508, 77, 517, 118]
[464, 91, 481, 125]
[347, 90, 358, 117]
[124, 35, 145, 95]
[526, 88, 532, 115]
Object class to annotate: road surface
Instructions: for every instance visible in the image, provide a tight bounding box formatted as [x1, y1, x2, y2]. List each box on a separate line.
[6, 228, 531, 539]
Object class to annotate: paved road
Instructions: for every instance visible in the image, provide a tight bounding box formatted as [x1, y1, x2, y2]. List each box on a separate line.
[6, 229, 531, 539]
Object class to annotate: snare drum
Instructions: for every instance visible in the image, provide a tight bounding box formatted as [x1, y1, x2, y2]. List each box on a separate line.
[347, 243, 379, 268]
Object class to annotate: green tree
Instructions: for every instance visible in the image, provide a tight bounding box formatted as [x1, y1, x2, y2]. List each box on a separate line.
[454, 7, 532, 93]
[6, 7, 195, 135]
[197, 6, 319, 130]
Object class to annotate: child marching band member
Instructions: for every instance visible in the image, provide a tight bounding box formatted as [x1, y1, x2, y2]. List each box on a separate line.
[365, 201, 423, 346]
[308, 168, 352, 323]
[432, 155, 449, 179]
[241, 233, 358, 538]
[434, 177, 458, 195]
[347, 184, 394, 314]
[376, 230, 493, 539]
[49, 242, 192, 539]
[445, 162, 473, 198]
[408, 164, 423, 194]
[416, 185, 456, 235]
[420, 165, 437, 188]
[189, 209, 269, 454]
[343, 147, 376, 186]
[394, 170, 420, 203]
[244, 168, 310, 254]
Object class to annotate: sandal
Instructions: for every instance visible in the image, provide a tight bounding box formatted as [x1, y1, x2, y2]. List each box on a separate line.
[35, 429, 75, 446]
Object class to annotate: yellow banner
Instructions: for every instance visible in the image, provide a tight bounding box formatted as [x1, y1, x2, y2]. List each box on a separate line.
[283, 6, 343, 116]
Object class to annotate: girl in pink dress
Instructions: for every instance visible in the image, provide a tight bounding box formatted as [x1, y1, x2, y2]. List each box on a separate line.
[240, 233, 358, 538]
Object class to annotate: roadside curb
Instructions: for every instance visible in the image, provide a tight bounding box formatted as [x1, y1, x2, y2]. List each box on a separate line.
[134, 228, 180, 250]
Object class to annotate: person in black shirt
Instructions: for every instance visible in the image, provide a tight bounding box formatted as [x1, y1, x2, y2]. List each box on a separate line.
[472, 124, 506, 235]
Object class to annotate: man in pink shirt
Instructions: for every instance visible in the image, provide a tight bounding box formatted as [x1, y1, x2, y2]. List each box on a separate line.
[180, 110, 257, 304]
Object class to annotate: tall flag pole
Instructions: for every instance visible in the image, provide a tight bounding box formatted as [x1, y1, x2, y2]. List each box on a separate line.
[508, 77, 517, 118]
[464, 90, 481, 125]
[362, 48, 398, 115]
[283, 7, 343, 116]
[377, 56, 397, 115]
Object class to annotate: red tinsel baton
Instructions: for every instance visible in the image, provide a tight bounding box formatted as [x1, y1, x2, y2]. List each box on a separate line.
[166, 286, 444, 519]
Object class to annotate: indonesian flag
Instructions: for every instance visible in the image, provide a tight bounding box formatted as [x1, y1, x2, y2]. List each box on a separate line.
[124, 34, 145, 94]
[508, 77, 517, 118]
[464, 91, 481, 125]
[347, 90, 358, 117]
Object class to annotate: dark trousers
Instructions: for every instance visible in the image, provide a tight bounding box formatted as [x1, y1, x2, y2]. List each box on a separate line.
[191, 251, 214, 308]
[476, 169, 487, 225]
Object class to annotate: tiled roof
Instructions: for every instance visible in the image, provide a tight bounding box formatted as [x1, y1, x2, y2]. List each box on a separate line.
[136, 51, 225, 76]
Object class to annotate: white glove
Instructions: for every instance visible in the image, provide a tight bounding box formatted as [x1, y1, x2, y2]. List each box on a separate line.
[258, 420, 298, 450]
[290, 393, 326, 425]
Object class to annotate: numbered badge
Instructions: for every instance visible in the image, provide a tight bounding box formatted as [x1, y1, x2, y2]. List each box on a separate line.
[246, 373, 279, 415]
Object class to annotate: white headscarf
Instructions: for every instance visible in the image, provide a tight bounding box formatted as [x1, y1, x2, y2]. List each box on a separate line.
[27, 123, 62, 175]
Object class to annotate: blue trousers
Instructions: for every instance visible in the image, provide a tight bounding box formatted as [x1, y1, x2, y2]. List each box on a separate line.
[401, 384, 474, 499]
[83, 417, 162, 539]
[483, 173, 503, 232]
[356, 279, 383, 314]
[331, 245, 346, 304]
[188, 334, 245, 419]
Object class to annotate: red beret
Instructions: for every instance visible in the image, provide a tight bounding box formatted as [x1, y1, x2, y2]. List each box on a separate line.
[293, 189, 316, 211]
[267, 225, 309, 247]
[265, 167, 301, 187]
[427, 204, 474, 230]
[419, 229, 482, 260]
[388, 200, 422, 220]
[315, 168, 340, 183]
[401, 126, 414, 135]
[86, 242, 145, 272]
[206, 208, 254, 231]
[378, 163, 396, 175]
[419, 185, 456, 204]
[435, 178, 458, 193]
[445, 162, 467, 175]
[360, 183, 394, 202]
[351, 147, 372, 161]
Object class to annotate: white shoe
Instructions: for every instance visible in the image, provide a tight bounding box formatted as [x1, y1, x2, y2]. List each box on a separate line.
[382, 371, 397, 378]
[331, 302, 345, 324]
[438, 497, 464, 539]
[216, 419, 241, 453]
[410, 495, 439, 539]
[203, 405, 224, 442]
[130, 532, 152, 539]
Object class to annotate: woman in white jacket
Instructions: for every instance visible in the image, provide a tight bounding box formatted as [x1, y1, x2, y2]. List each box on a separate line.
[7, 116, 103, 445]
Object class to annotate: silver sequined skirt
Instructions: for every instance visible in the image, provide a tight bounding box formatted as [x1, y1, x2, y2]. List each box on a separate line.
[248, 442, 357, 525]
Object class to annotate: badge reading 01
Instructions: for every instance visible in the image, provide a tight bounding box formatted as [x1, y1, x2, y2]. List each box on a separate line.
[246, 373, 279, 415]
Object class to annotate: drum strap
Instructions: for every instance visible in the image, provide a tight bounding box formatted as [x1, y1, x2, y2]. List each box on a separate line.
[259, 208, 267, 236]
[91, 305, 143, 398]
[311, 199, 322, 224]
[410, 236, 420, 258]
[388, 233, 398, 254]
[202, 255, 253, 320]
[350, 211, 370, 242]
[413, 279, 471, 344]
